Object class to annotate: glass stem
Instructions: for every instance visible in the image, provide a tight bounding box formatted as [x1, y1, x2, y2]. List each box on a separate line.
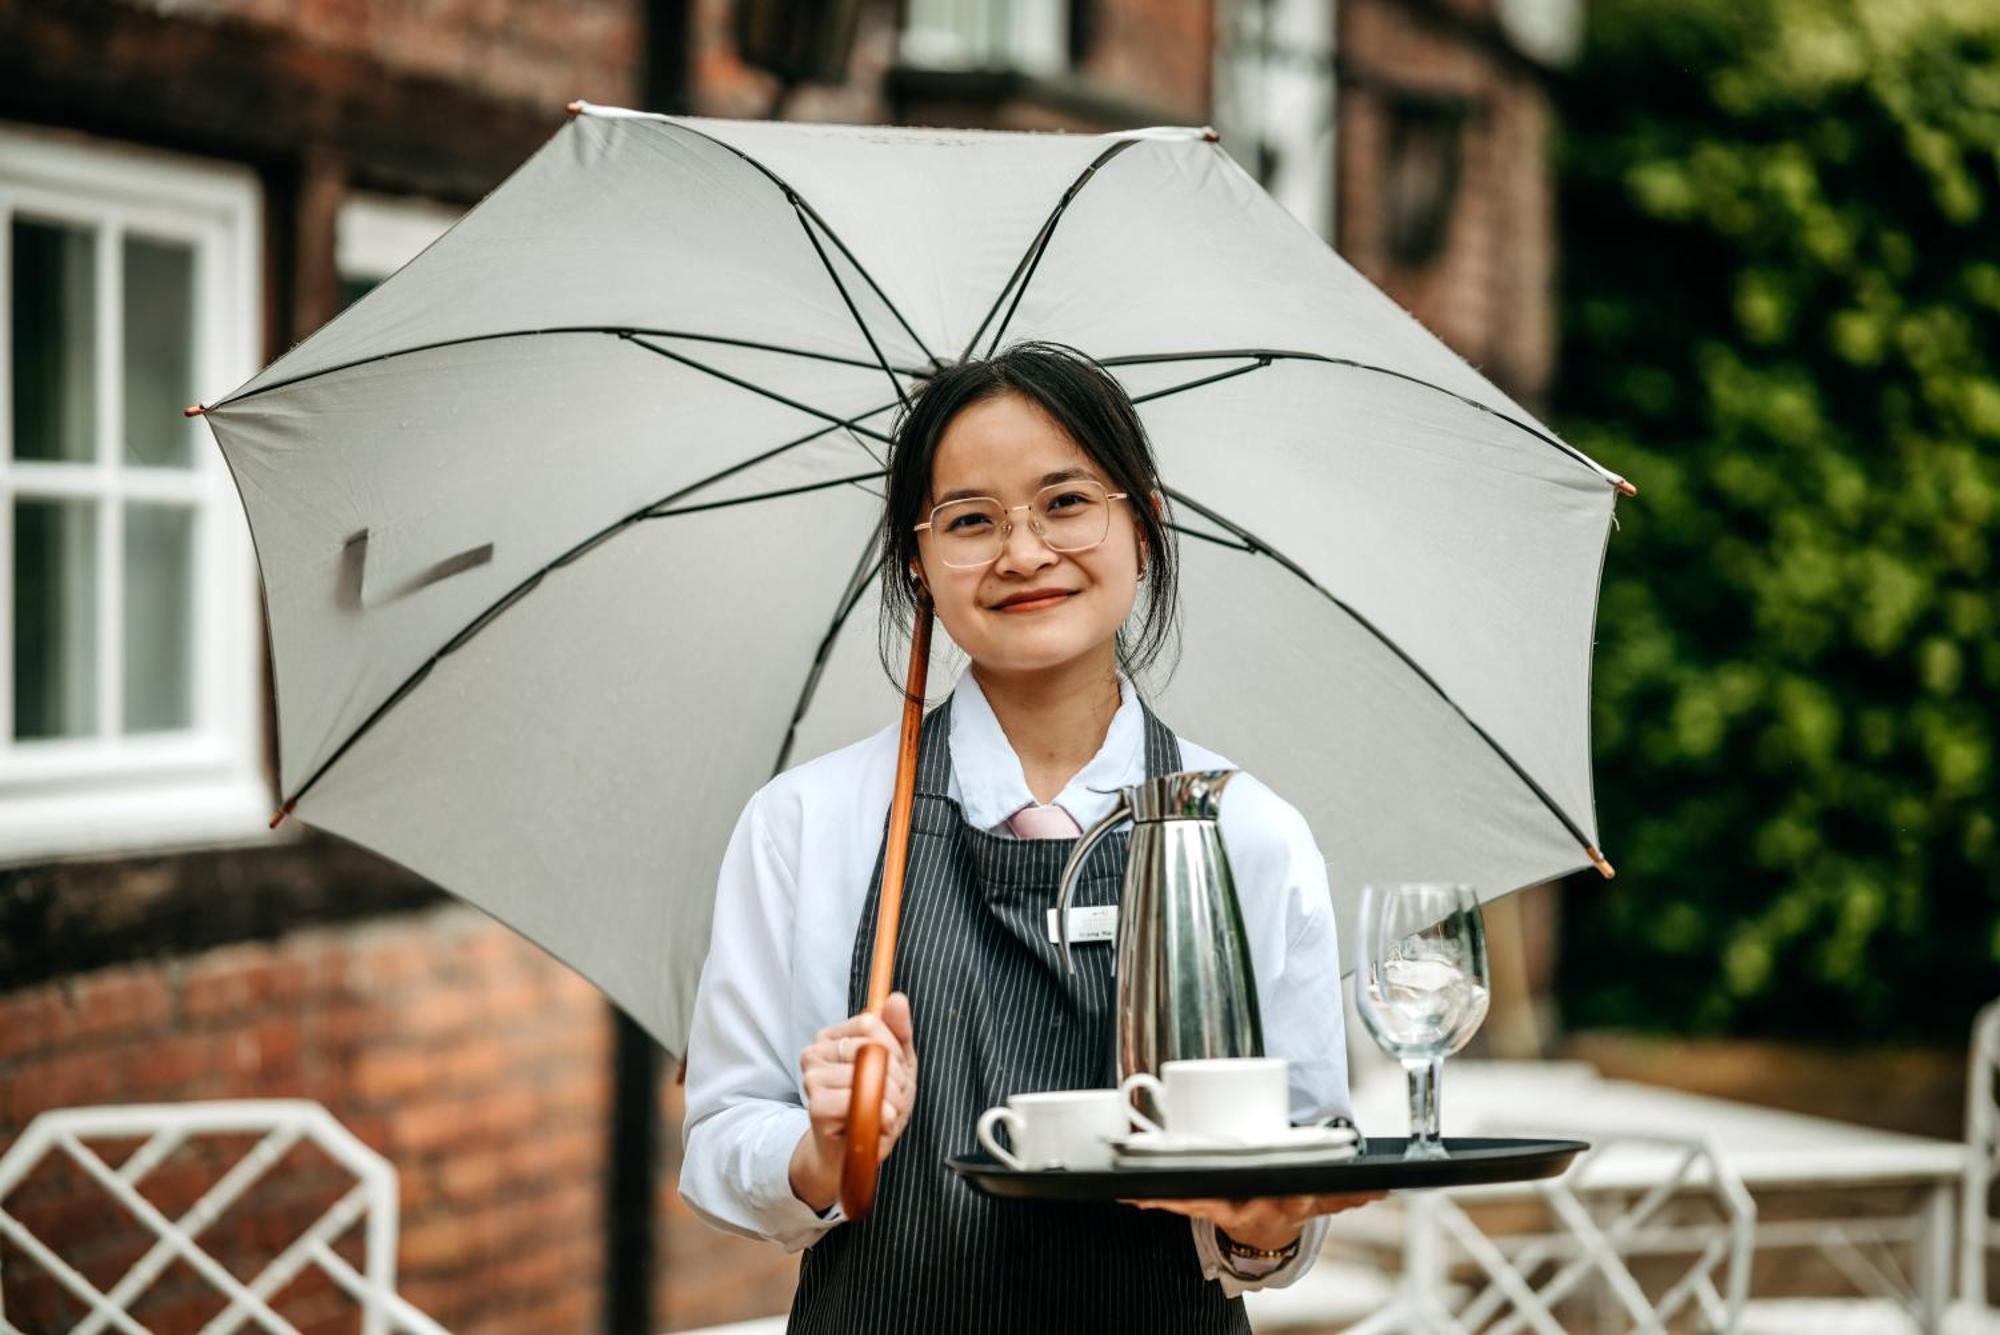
[1404, 1057, 1443, 1150]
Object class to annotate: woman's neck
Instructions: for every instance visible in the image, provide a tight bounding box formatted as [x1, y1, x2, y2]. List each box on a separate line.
[970, 651, 1123, 806]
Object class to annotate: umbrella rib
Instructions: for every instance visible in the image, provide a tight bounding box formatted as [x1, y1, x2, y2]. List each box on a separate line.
[771, 540, 887, 777]
[961, 139, 1139, 365]
[266, 401, 900, 824]
[1127, 356, 1273, 405]
[623, 334, 899, 446]
[1103, 348, 1632, 493]
[645, 469, 885, 520]
[1167, 522, 1257, 555]
[1163, 485, 1603, 860]
[785, 198, 912, 413]
[204, 327, 928, 412]
[659, 117, 937, 367]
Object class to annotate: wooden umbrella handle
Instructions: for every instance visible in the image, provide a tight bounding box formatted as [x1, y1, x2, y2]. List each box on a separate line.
[839, 599, 933, 1222]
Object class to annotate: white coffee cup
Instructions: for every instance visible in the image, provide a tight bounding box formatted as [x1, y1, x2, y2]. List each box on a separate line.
[1118, 1057, 1290, 1141]
[975, 1088, 1135, 1170]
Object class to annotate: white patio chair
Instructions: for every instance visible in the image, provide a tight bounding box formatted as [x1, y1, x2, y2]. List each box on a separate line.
[0, 1099, 446, 1335]
[1737, 994, 2000, 1335]
[1343, 1129, 1755, 1334]
[1245, 1253, 1402, 1330]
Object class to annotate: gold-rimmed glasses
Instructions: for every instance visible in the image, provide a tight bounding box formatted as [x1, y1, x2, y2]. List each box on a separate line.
[913, 479, 1131, 570]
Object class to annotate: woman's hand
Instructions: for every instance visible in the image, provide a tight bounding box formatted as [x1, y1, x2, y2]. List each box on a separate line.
[1124, 1192, 1385, 1253]
[788, 992, 918, 1213]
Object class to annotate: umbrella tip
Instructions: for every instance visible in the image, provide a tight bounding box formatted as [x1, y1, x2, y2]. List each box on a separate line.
[184, 403, 207, 418]
[1613, 477, 1638, 498]
[1203, 128, 1220, 142]
[269, 797, 297, 829]
[1586, 846, 1616, 878]
[567, 99, 585, 116]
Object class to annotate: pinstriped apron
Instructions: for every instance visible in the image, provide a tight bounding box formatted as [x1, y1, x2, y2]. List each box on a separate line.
[788, 698, 1250, 1335]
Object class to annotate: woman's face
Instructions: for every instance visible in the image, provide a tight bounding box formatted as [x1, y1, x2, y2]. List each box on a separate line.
[915, 391, 1144, 680]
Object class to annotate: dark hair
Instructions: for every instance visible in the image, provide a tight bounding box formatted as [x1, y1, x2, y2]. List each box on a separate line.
[878, 340, 1180, 688]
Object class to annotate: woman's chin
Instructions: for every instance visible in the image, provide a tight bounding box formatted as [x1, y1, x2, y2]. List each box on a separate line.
[964, 628, 1120, 679]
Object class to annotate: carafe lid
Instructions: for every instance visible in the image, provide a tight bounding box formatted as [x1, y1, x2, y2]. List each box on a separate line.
[1123, 769, 1237, 822]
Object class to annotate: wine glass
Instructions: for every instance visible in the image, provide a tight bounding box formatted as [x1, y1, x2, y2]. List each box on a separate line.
[1354, 883, 1490, 1160]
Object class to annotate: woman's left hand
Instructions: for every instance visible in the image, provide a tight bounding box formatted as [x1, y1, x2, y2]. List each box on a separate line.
[1122, 1192, 1386, 1252]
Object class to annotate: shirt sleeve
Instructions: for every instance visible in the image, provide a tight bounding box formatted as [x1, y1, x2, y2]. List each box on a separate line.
[1188, 772, 1358, 1293]
[677, 786, 846, 1253]
[1256, 787, 1352, 1135]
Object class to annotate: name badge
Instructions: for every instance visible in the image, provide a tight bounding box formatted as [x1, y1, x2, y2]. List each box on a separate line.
[1046, 905, 1118, 945]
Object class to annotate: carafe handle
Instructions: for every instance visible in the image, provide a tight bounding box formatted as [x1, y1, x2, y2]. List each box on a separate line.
[1055, 798, 1131, 976]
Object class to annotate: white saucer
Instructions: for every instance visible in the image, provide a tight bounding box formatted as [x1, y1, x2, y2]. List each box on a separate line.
[1111, 1125, 1361, 1168]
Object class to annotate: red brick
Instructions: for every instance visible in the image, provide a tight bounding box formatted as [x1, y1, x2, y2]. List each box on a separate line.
[498, 1125, 599, 1188]
[182, 952, 308, 1024]
[0, 989, 65, 1061]
[400, 987, 484, 1041]
[398, 1210, 475, 1271]
[66, 969, 173, 1043]
[15, 1048, 119, 1117]
[389, 1097, 476, 1155]
[350, 1046, 434, 1103]
[118, 1030, 229, 1097]
[345, 938, 436, 992]
[438, 1036, 513, 1091]
[436, 1147, 505, 1204]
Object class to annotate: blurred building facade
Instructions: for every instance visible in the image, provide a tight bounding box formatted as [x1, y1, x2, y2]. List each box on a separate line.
[0, 0, 1573, 1329]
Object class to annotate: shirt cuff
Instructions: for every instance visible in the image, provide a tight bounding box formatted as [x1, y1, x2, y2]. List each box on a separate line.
[1191, 1216, 1326, 1296]
[750, 1106, 847, 1251]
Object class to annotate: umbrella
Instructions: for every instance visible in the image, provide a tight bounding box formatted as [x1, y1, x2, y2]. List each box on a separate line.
[193, 101, 1627, 1138]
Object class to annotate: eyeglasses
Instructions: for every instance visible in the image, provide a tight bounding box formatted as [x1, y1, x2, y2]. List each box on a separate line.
[913, 479, 1131, 570]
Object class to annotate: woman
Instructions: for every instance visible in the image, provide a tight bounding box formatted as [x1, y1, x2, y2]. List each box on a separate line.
[679, 342, 1376, 1333]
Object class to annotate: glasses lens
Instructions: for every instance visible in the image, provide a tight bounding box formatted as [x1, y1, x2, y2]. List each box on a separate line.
[1033, 480, 1111, 552]
[931, 497, 1005, 568]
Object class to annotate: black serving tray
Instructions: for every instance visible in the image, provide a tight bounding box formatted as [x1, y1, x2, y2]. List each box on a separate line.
[948, 1137, 1589, 1201]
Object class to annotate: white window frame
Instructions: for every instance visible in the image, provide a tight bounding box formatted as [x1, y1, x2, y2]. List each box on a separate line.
[901, 0, 1070, 76]
[0, 122, 269, 864]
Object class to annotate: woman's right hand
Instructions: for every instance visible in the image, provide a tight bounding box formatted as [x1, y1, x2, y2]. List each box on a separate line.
[788, 991, 918, 1213]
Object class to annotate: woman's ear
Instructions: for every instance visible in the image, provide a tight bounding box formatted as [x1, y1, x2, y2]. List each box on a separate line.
[908, 558, 929, 593]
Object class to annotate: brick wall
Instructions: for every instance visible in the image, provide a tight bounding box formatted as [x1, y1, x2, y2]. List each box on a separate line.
[1077, 0, 1212, 121]
[1336, 0, 1557, 406]
[163, 0, 644, 112]
[0, 905, 611, 1333]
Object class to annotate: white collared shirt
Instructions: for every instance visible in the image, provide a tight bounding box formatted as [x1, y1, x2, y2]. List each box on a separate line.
[678, 671, 1354, 1295]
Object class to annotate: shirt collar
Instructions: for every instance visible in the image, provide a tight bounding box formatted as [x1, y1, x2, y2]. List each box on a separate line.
[948, 670, 1146, 834]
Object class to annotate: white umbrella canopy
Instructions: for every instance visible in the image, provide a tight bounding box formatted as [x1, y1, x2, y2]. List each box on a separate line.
[199, 102, 1629, 1058]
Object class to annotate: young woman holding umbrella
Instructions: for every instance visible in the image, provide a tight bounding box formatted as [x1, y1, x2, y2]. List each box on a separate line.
[680, 342, 1379, 1333]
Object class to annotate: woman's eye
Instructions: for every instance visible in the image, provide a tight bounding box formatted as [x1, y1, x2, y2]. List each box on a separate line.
[945, 512, 994, 533]
[1045, 491, 1094, 512]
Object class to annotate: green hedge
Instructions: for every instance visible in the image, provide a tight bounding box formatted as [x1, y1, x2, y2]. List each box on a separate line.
[1555, 0, 1999, 1041]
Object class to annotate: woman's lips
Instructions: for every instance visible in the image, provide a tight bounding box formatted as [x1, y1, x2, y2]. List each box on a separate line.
[991, 591, 1076, 614]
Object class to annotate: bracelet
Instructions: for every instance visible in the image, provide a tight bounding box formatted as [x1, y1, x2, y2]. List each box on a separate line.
[1218, 1229, 1300, 1262]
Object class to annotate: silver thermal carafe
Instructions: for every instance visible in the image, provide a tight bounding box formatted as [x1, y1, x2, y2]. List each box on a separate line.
[1054, 770, 1263, 1085]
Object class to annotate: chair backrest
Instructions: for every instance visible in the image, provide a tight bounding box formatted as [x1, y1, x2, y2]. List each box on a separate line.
[1425, 1130, 1756, 1335]
[0, 1099, 445, 1335]
[1966, 996, 2000, 1312]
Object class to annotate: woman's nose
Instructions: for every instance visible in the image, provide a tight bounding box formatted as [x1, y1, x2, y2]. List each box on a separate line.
[992, 515, 1057, 576]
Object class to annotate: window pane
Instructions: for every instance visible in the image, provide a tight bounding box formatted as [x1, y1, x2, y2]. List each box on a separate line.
[10, 218, 97, 463]
[121, 502, 196, 733]
[337, 275, 379, 312]
[13, 498, 98, 739]
[123, 235, 196, 468]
